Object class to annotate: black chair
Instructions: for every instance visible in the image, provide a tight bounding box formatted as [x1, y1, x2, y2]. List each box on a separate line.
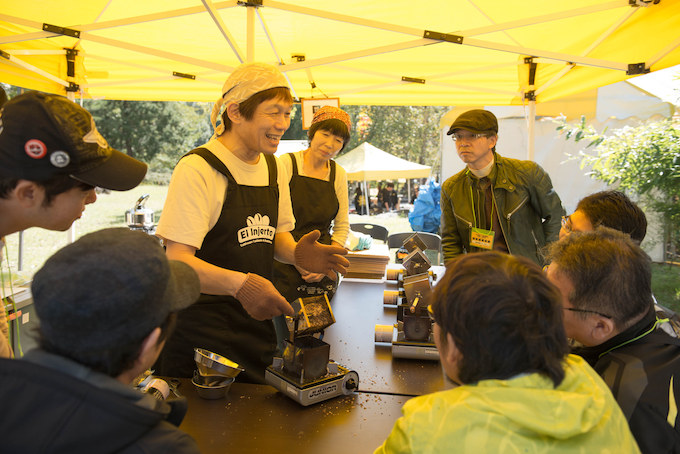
[350, 223, 389, 243]
[387, 231, 442, 265]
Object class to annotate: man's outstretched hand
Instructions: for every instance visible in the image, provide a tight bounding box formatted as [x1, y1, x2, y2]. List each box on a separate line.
[294, 230, 349, 279]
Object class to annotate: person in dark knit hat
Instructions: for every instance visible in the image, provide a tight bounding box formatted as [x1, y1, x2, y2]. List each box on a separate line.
[0, 228, 201, 453]
[440, 108, 564, 266]
[0, 91, 147, 359]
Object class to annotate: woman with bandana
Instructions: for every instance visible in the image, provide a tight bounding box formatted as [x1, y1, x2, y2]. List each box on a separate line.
[272, 107, 351, 345]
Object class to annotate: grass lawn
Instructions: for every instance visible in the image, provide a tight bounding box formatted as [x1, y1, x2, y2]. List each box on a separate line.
[3, 184, 678, 314]
[2, 184, 169, 283]
[652, 263, 680, 314]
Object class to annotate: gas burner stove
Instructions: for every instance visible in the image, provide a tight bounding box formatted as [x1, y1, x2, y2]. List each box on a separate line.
[265, 294, 359, 406]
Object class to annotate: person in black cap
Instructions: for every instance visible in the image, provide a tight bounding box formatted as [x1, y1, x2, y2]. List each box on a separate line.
[0, 91, 147, 359]
[440, 108, 564, 266]
[0, 228, 201, 453]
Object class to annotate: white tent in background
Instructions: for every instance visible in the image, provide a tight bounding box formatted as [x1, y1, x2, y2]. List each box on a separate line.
[275, 140, 308, 158]
[335, 142, 432, 215]
[336, 142, 431, 181]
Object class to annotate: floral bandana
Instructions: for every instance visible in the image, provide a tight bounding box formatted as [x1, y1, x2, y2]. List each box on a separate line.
[210, 62, 289, 137]
[311, 106, 351, 132]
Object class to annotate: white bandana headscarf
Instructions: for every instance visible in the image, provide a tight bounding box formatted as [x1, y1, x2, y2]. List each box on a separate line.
[211, 62, 289, 137]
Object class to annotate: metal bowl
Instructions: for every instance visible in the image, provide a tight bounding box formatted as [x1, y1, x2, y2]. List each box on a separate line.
[191, 375, 234, 400]
[194, 348, 244, 378]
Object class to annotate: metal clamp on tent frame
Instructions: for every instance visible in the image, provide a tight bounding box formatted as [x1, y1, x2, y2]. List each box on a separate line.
[629, 0, 660, 6]
[65, 48, 77, 78]
[65, 82, 79, 93]
[401, 76, 425, 84]
[627, 63, 649, 75]
[237, 0, 263, 7]
[524, 57, 537, 101]
[43, 23, 80, 38]
[0, 50, 10, 60]
[423, 30, 463, 44]
[173, 71, 196, 80]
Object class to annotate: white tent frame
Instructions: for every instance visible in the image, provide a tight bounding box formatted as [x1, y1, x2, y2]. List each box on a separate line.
[2, 1, 679, 157]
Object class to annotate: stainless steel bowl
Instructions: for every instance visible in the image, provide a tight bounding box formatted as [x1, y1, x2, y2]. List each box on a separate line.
[194, 348, 244, 378]
[191, 375, 234, 400]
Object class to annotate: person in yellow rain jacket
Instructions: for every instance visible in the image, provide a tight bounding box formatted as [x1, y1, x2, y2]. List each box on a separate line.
[375, 251, 640, 454]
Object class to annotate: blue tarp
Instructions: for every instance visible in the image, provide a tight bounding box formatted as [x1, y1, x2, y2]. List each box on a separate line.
[408, 180, 441, 234]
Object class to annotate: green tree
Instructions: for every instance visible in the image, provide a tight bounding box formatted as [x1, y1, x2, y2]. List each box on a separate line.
[284, 103, 446, 175]
[84, 100, 213, 176]
[558, 116, 680, 260]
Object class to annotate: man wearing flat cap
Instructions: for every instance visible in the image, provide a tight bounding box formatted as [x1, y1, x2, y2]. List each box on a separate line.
[155, 62, 349, 383]
[441, 109, 563, 266]
[0, 91, 147, 359]
[0, 228, 201, 453]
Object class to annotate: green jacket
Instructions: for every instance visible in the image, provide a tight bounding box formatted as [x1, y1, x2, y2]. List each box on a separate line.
[375, 355, 640, 454]
[440, 152, 564, 265]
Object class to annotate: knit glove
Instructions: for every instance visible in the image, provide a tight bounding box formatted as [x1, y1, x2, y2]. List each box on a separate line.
[294, 230, 349, 278]
[235, 273, 294, 321]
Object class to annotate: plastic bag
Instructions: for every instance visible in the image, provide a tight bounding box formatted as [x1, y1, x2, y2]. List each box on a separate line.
[408, 180, 441, 234]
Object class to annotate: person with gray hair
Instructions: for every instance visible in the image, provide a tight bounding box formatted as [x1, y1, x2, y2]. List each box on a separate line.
[546, 227, 680, 453]
[440, 109, 564, 267]
[0, 228, 201, 453]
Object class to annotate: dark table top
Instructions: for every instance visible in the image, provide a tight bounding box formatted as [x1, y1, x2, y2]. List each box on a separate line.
[178, 379, 409, 454]
[178, 266, 449, 453]
[324, 267, 450, 396]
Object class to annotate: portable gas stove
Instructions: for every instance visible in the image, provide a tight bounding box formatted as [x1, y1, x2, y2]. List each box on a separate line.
[265, 294, 359, 406]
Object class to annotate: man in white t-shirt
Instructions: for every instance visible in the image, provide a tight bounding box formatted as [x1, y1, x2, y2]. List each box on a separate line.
[154, 62, 349, 383]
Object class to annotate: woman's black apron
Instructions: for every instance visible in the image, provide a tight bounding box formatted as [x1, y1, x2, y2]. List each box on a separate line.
[155, 148, 279, 384]
[272, 153, 339, 346]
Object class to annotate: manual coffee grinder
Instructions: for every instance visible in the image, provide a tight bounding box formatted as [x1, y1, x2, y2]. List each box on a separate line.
[265, 294, 359, 406]
[376, 232, 439, 360]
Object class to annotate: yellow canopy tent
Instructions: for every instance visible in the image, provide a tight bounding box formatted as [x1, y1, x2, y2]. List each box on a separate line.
[2, 0, 679, 160]
[2, 0, 679, 107]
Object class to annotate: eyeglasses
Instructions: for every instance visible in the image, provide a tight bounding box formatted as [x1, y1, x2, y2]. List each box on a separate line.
[452, 132, 488, 142]
[427, 304, 435, 322]
[561, 215, 572, 234]
[563, 307, 612, 319]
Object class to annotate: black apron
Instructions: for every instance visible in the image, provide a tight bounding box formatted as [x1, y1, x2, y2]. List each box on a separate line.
[155, 148, 279, 384]
[272, 153, 339, 347]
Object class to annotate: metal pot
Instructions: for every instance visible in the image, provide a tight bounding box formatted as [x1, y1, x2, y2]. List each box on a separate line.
[125, 194, 154, 229]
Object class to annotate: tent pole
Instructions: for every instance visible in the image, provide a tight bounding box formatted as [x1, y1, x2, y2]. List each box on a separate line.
[527, 99, 536, 161]
[246, 5, 255, 62]
[407, 179, 411, 204]
[364, 179, 369, 216]
[525, 57, 537, 161]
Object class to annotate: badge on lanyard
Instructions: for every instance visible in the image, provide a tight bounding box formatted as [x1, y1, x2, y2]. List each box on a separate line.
[470, 227, 494, 250]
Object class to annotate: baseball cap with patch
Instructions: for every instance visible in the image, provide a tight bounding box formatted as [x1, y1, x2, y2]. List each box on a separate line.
[446, 109, 499, 136]
[0, 91, 147, 190]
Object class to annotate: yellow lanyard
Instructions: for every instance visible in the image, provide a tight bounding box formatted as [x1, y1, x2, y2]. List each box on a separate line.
[468, 183, 495, 230]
